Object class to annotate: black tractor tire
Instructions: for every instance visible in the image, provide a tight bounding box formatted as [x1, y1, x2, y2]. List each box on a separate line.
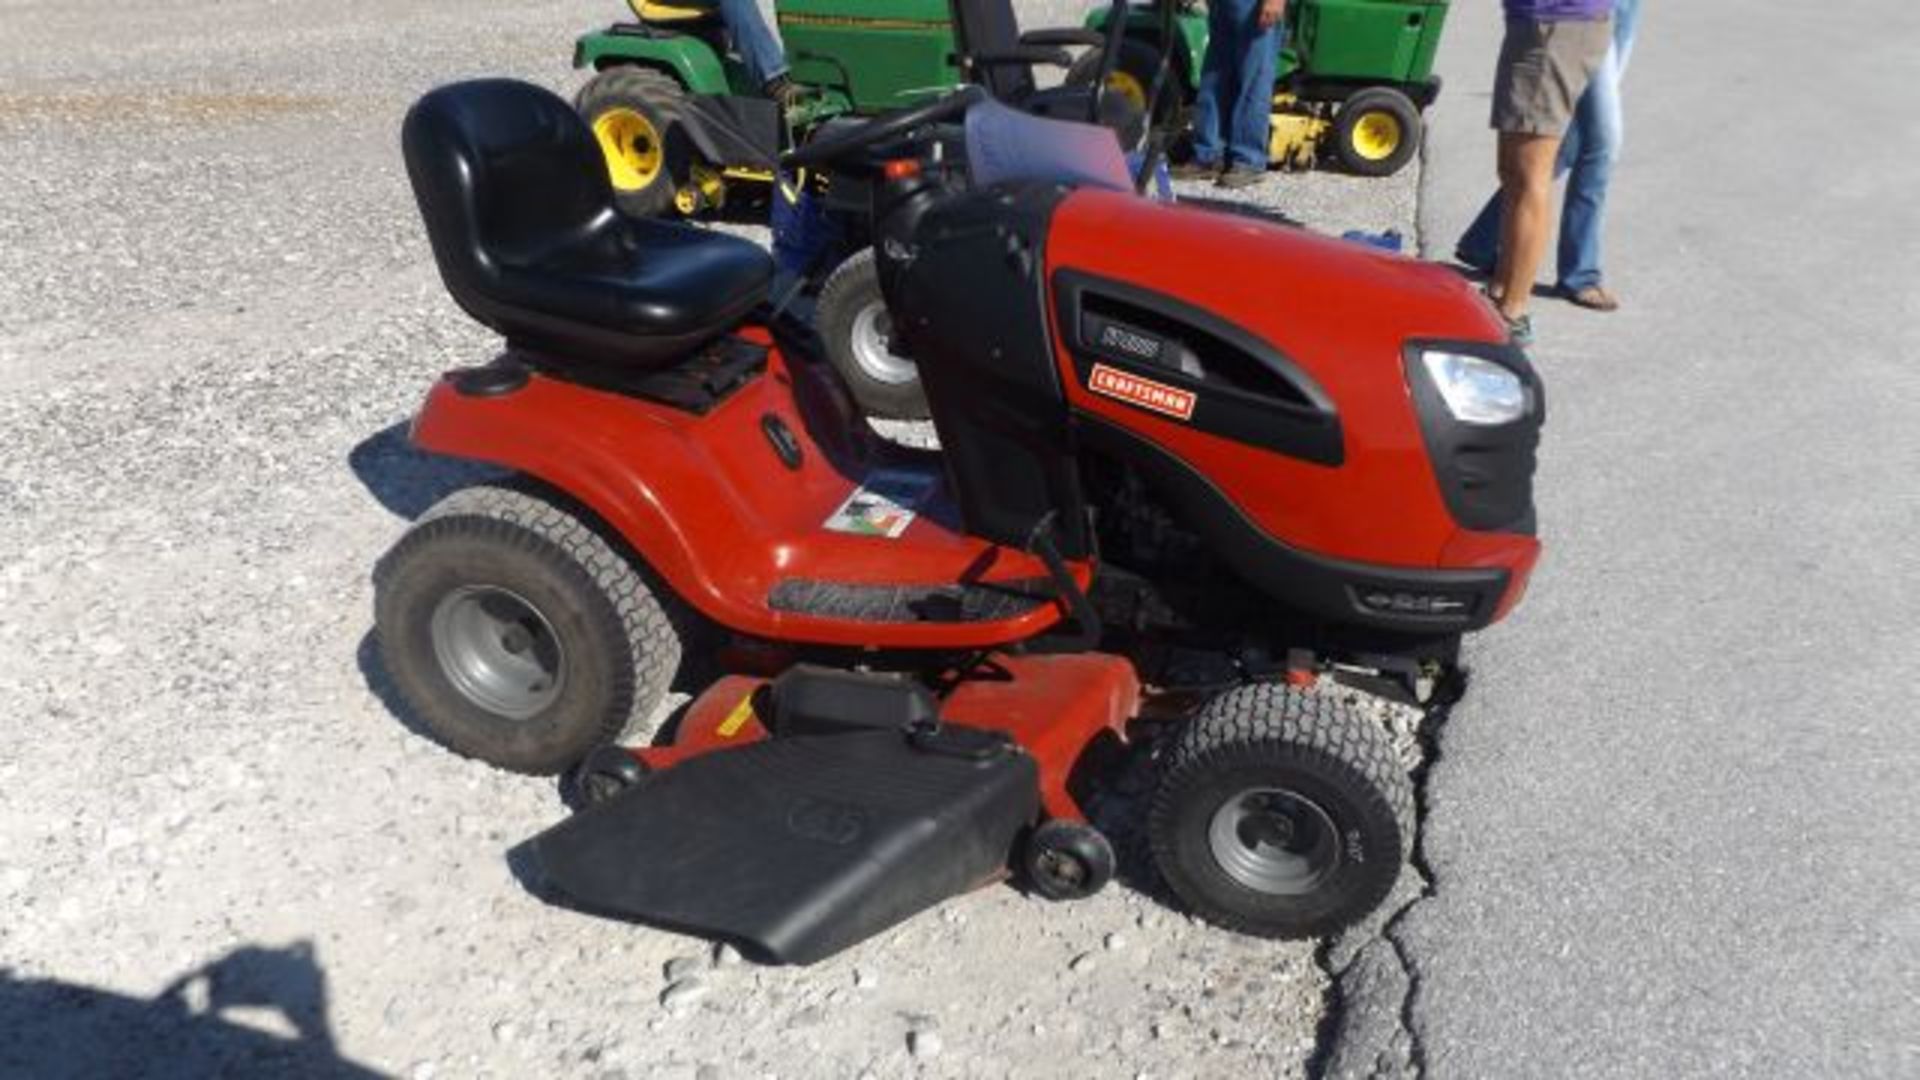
[1065, 37, 1183, 147]
[814, 248, 929, 420]
[1330, 87, 1422, 178]
[374, 482, 682, 775]
[1148, 683, 1413, 939]
[1023, 819, 1117, 901]
[575, 66, 693, 218]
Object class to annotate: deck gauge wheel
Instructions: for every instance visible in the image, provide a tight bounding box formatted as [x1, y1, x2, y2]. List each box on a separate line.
[1023, 819, 1117, 901]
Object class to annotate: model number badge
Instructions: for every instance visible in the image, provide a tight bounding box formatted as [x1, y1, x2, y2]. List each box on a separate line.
[1088, 363, 1196, 421]
[1098, 322, 1162, 362]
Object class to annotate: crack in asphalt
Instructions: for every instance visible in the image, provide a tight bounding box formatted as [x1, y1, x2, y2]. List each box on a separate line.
[1381, 691, 1454, 1079]
[1313, 682, 1459, 1080]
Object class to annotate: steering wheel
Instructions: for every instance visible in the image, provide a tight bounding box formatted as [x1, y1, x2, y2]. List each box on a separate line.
[781, 85, 986, 171]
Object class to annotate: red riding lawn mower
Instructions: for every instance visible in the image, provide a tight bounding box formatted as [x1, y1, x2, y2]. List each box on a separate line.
[380, 76, 1542, 964]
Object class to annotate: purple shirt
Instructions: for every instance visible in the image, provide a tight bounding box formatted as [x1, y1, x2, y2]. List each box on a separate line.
[1504, 0, 1613, 19]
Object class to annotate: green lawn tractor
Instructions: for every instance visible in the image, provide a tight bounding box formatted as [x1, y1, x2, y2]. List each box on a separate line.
[574, 0, 981, 218]
[572, 0, 1126, 419]
[1076, 0, 1448, 176]
[573, 0, 1122, 218]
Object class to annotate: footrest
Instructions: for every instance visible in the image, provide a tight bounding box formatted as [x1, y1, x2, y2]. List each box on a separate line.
[531, 727, 1039, 964]
[767, 576, 1052, 623]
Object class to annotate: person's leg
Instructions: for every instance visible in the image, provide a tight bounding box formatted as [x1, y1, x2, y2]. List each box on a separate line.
[1555, 42, 1622, 295]
[1493, 131, 1563, 323]
[1456, 191, 1504, 273]
[1487, 16, 1610, 332]
[1226, 12, 1277, 169]
[1189, 0, 1244, 167]
[719, 0, 788, 88]
[1612, 0, 1642, 74]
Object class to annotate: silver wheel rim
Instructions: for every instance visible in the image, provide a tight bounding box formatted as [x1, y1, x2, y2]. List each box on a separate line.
[429, 585, 566, 720]
[1207, 787, 1342, 896]
[848, 300, 916, 385]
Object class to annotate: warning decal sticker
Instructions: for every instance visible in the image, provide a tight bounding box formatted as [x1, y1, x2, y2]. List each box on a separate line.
[823, 468, 939, 539]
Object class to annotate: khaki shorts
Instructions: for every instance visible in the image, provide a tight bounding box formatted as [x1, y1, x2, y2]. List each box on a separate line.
[1492, 17, 1613, 136]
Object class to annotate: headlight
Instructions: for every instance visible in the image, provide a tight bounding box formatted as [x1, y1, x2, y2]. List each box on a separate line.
[1420, 350, 1529, 425]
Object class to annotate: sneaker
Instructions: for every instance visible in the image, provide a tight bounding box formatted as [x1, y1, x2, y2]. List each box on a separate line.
[1481, 286, 1535, 346]
[1215, 164, 1265, 190]
[1169, 159, 1219, 181]
[1502, 311, 1535, 348]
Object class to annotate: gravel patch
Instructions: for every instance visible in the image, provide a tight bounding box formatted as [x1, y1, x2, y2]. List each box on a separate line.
[1, 3, 1419, 1076]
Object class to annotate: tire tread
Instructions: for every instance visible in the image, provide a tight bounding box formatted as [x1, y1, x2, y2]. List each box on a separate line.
[374, 483, 680, 769]
[1149, 682, 1413, 938]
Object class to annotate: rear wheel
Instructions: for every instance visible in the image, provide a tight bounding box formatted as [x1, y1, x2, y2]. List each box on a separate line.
[815, 248, 929, 420]
[374, 483, 682, 775]
[1330, 87, 1422, 177]
[1149, 684, 1412, 938]
[1066, 37, 1183, 146]
[576, 66, 692, 217]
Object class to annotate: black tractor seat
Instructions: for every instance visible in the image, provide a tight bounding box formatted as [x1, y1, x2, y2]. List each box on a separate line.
[950, 0, 1105, 126]
[402, 79, 772, 369]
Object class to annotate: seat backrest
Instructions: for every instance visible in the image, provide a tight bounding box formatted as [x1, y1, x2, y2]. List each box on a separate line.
[402, 79, 615, 309]
[948, 0, 1036, 100]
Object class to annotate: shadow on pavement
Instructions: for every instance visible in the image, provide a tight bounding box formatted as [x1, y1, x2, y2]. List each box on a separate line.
[355, 629, 436, 746]
[347, 421, 500, 522]
[0, 941, 388, 1079]
[1174, 194, 1304, 230]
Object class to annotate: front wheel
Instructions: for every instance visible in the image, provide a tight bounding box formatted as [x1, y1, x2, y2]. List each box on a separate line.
[815, 248, 929, 420]
[374, 483, 682, 775]
[1330, 87, 1422, 178]
[1148, 684, 1412, 939]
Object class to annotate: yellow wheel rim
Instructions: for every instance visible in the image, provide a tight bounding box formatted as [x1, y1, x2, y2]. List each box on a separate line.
[1105, 70, 1147, 112]
[1351, 111, 1402, 162]
[591, 107, 663, 191]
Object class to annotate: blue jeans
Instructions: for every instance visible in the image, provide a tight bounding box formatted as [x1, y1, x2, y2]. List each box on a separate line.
[721, 0, 787, 86]
[1458, 0, 1640, 291]
[1192, 0, 1279, 169]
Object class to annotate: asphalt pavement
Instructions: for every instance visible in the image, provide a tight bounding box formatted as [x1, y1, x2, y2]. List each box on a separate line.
[1330, 2, 1920, 1076]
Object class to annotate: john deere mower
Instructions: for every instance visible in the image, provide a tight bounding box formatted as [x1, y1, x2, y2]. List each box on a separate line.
[572, 0, 1116, 219]
[1077, 0, 1449, 175]
[574, 0, 1131, 420]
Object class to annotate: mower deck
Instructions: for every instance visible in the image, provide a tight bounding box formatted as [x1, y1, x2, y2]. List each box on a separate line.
[642, 653, 1139, 820]
[534, 655, 1138, 963]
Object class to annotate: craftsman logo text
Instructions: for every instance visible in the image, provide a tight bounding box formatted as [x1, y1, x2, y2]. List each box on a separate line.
[1088, 363, 1197, 421]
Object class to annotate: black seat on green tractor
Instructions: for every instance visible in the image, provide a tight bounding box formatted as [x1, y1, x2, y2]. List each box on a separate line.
[949, 0, 1104, 125]
[402, 79, 772, 369]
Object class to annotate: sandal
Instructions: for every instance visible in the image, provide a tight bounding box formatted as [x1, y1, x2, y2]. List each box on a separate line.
[1562, 284, 1620, 312]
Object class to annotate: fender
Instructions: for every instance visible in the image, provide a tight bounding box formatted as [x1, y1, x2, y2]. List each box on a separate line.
[574, 26, 735, 95]
[407, 350, 1078, 650]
